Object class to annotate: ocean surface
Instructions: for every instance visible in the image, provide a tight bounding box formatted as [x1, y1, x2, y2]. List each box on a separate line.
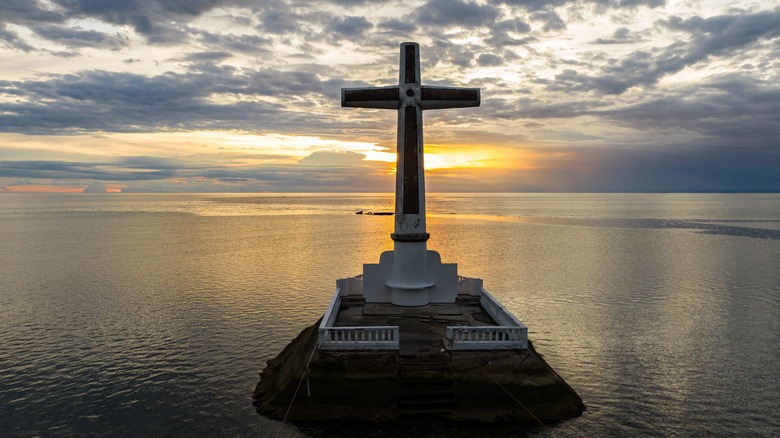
[1, 193, 778, 437]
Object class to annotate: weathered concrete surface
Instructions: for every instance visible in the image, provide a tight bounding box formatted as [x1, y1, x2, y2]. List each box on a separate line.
[253, 319, 584, 423]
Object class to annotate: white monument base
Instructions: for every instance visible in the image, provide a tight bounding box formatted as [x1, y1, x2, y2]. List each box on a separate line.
[363, 249, 458, 306]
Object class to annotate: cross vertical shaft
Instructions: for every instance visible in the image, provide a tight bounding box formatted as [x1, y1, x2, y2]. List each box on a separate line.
[395, 43, 426, 243]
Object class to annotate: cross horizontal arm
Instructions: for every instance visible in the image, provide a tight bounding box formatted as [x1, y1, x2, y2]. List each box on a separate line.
[342, 86, 400, 109]
[419, 86, 480, 110]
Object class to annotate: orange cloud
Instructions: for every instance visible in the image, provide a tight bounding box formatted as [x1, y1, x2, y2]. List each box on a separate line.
[1, 185, 85, 193]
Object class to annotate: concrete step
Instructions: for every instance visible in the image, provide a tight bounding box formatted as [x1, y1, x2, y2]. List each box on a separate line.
[397, 379, 455, 418]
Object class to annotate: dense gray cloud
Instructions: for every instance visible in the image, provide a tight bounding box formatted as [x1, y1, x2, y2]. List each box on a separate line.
[599, 74, 780, 139]
[0, 0, 64, 25]
[417, 0, 500, 27]
[0, 64, 348, 134]
[477, 53, 504, 66]
[549, 9, 780, 95]
[184, 51, 234, 62]
[531, 10, 566, 32]
[593, 27, 643, 45]
[491, 71, 780, 146]
[49, 0, 252, 42]
[327, 15, 373, 37]
[0, 160, 176, 180]
[0, 153, 394, 192]
[378, 19, 417, 33]
[30, 24, 128, 49]
[260, 7, 300, 35]
[484, 18, 532, 46]
[493, 0, 665, 11]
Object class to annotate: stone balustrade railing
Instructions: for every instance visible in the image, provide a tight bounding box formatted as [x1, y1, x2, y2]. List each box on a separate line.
[449, 278, 528, 350]
[318, 326, 400, 351]
[318, 279, 400, 351]
[445, 326, 528, 350]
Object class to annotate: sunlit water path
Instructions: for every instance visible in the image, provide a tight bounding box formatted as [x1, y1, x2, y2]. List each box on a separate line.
[1, 193, 778, 436]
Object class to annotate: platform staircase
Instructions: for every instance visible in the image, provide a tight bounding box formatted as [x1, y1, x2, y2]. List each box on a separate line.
[396, 355, 454, 418]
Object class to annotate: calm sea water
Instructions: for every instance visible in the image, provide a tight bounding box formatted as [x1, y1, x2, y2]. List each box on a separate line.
[1, 193, 778, 437]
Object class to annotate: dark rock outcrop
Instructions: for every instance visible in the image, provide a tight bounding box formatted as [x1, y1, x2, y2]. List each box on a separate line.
[253, 320, 584, 424]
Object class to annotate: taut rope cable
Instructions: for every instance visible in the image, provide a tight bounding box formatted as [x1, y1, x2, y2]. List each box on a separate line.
[474, 361, 550, 431]
[275, 340, 318, 438]
[445, 336, 550, 431]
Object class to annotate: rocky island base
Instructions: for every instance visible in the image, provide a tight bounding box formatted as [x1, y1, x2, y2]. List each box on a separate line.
[253, 318, 584, 424]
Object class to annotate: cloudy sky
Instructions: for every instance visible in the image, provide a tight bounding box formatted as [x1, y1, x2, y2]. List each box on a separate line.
[1, 0, 778, 193]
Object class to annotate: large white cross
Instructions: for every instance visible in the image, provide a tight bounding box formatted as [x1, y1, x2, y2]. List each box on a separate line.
[342, 42, 480, 306]
[342, 42, 480, 243]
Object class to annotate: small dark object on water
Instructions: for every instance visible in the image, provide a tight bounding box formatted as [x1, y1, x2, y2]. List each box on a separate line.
[356, 210, 394, 215]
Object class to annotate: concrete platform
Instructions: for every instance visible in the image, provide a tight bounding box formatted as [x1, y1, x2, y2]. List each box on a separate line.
[334, 294, 497, 356]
